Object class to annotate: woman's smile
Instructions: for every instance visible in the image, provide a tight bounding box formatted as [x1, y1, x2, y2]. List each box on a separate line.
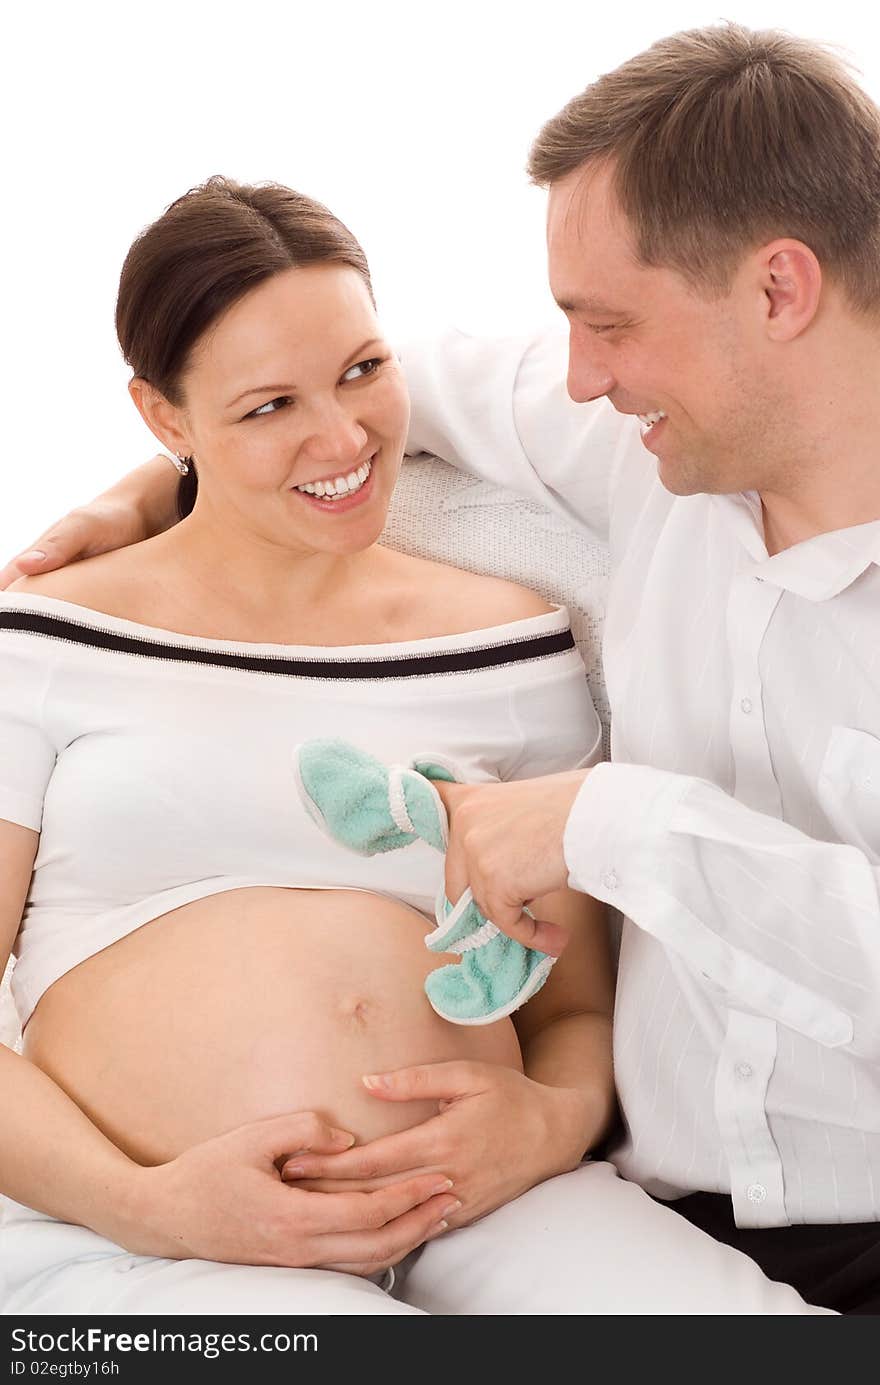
[289, 452, 377, 512]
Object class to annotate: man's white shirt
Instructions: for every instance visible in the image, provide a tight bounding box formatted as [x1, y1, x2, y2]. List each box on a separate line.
[403, 328, 880, 1228]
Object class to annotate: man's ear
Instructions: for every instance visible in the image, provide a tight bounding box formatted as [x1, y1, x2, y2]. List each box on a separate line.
[129, 379, 193, 458]
[757, 239, 822, 341]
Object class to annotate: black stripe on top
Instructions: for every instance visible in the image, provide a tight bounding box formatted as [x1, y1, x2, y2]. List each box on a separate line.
[0, 609, 575, 680]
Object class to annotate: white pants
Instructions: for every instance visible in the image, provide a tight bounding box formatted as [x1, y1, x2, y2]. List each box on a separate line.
[0, 1162, 834, 1316]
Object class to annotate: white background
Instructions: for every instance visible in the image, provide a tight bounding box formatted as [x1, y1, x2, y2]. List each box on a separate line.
[3, 0, 880, 554]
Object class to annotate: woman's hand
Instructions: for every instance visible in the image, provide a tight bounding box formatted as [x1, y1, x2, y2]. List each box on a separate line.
[279, 1062, 590, 1228]
[124, 1110, 459, 1277]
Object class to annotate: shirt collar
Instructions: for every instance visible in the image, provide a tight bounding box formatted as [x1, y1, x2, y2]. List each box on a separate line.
[712, 493, 880, 600]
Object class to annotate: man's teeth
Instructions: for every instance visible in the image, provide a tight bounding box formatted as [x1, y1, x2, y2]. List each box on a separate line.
[637, 410, 667, 428]
[296, 458, 372, 498]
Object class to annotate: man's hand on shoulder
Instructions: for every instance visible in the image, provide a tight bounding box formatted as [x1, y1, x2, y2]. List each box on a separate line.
[0, 498, 150, 592]
[0, 454, 179, 591]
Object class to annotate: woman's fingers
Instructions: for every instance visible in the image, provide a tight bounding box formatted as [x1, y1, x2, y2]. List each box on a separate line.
[281, 1122, 439, 1182]
[310, 1177, 460, 1274]
[139, 1114, 451, 1266]
[235, 1110, 356, 1164]
[322, 1215, 451, 1277]
[306, 1173, 455, 1234]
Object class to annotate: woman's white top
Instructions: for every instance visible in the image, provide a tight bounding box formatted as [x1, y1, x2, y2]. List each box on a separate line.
[403, 326, 880, 1229]
[0, 592, 600, 1029]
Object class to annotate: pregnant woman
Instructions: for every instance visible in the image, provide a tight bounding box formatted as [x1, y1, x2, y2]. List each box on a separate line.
[0, 176, 618, 1315]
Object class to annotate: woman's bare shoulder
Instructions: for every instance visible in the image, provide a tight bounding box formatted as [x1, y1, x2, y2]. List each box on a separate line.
[7, 545, 155, 612]
[386, 551, 555, 628]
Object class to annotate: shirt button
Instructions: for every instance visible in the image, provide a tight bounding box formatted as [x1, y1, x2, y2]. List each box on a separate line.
[740, 697, 753, 714]
[734, 1061, 754, 1080]
[602, 870, 619, 891]
[746, 1182, 767, 1204]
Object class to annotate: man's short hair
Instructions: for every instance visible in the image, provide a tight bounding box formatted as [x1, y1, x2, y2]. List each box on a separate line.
[528, 23, 880, 311]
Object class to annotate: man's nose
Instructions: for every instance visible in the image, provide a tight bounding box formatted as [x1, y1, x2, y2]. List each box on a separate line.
[566, 338, 616, 404]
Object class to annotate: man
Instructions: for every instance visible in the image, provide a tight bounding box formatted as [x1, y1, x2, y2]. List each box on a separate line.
[4, 24, 879, 1312]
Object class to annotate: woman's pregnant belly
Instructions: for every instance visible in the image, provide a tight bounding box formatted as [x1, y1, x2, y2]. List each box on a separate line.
[22, 888, 523, 1165]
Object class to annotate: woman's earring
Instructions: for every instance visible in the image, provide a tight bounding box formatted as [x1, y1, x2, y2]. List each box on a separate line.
[171, 453, 192, 476]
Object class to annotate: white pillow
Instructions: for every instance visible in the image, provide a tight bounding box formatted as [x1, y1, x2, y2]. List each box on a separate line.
[382, 455, 610, 751]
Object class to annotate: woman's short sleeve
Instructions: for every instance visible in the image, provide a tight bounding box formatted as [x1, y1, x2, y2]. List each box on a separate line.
[0, 639, 57, 832]
[498, 651, 604, 782]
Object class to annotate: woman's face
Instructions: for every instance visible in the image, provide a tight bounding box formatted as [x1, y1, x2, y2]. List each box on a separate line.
[157, 262, 410, 557]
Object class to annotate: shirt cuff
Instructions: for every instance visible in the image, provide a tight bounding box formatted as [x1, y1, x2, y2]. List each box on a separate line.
[563, 763, 854, 1048]
[562, 761, 693, 902]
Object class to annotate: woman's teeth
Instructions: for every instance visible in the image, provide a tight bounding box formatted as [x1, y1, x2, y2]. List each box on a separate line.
[295, 457, 372, 499]
[638, 410, 667, 429]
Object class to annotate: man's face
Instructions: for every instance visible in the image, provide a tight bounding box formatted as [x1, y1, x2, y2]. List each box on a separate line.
[547, 162, 781, 497]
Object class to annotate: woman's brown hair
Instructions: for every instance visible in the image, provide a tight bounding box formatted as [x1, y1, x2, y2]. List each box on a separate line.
[116, 176, 374, 517]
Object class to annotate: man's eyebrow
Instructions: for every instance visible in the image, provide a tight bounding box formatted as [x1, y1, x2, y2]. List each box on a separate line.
[227, 338, 386, 409]
[553, 294, 623, 315]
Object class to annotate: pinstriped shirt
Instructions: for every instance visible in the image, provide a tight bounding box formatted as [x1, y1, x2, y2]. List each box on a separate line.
[403, 327, 880, 1228]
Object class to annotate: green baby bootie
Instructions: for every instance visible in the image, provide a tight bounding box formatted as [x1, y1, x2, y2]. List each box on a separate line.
[292, 738, 556, 1025]
[294, 737, 449, 854]
[423, 890, 555, 1025]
